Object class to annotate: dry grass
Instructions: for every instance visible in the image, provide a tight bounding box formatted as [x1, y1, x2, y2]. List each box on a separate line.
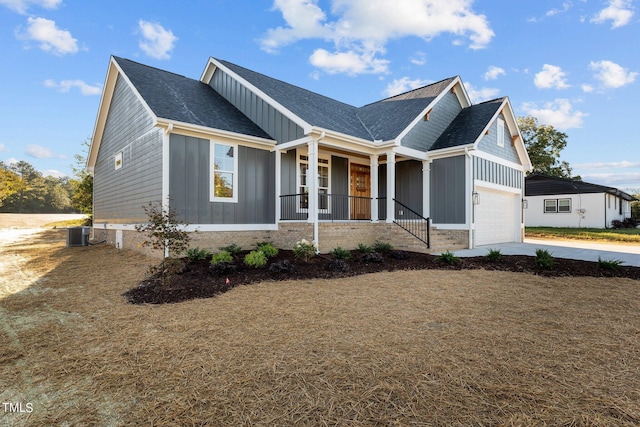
[1, 229, 639, 426]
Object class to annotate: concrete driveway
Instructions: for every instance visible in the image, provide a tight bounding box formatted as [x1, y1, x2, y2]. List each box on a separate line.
[452, 238, 640, 267]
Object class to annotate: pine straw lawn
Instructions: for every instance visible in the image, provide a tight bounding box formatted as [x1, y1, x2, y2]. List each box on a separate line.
[1, 230, 639, 426]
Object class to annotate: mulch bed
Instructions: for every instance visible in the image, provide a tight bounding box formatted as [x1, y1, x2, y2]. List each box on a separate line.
[123, 249, 640, 305]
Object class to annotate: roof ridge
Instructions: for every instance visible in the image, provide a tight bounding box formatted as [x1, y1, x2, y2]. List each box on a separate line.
[360, 76, 457, 108]
[113, 56, 190, 80]
[215, 58, 358, 110]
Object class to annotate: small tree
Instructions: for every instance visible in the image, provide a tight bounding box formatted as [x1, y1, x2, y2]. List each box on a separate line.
[135, 201, 191, 284]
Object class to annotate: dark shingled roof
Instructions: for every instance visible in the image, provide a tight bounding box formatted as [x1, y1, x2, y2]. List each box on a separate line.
[525, 174, 637, 201]
[114, 57, 272, 140]
[218, 59, 454, 141]
[430, 98, 504, 151]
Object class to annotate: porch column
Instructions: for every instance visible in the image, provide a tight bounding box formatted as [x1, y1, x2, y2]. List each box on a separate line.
[370, 154, 379, 222]
[307, 139, 319, 246]
[386, 151, 395, 223]
[422, 159, 431, 219]
[275, 149, 282, 222]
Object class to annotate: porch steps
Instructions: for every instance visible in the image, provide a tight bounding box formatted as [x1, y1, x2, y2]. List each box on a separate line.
[385, 224, 468, 254]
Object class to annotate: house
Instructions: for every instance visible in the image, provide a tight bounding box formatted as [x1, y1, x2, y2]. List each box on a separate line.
[87, 56, 532, 256]
[525, 174, 637, 228]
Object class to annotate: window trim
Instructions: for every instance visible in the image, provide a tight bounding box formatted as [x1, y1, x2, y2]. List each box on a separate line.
[210, 141, 239, 203]
[296, 152, 331, 213]
[544, 198, 571, 213]
[497, 118, 505, 148]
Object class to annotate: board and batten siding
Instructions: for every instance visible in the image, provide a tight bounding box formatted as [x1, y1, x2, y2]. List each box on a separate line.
[473, 157, 523, 189]
[402, 91, 462, 151]
[476, 114, 520, 163]
[430, 156, 466, 224]
[210, 69, 304, 144]
[93, 74, 162, 223]
[169, 134, 276, 224]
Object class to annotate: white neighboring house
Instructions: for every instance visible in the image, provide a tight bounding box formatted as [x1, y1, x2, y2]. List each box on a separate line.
[525, 174, 637, 228]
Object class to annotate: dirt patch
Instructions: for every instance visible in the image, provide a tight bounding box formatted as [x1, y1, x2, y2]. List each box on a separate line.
[1, 230, 639, 426]
[123, 248, 640, 304]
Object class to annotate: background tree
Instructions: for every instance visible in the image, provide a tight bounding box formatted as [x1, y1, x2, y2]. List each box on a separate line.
[0, 161, 19, 207]
[69, 138, 93, 216]
[5, 161, 48, 213]
[517, 116, 576, 178]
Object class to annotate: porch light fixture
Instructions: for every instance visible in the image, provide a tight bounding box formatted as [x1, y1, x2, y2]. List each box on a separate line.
[472, 191, 480, 205]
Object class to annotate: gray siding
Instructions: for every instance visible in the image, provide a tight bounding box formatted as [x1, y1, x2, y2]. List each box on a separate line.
[402, 91, 462, 151]
[94, 75, 162, 223]
[430, 156, 466, 224]
[396, 160, 423, 214]
[476, 114, 520, 163]
[473, 157, 523, 189]
[211, 69, 304, 143]
[169, 134, 275, 224]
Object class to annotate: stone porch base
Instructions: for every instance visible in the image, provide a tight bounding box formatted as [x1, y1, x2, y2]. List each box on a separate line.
[92, 222, 468, 259]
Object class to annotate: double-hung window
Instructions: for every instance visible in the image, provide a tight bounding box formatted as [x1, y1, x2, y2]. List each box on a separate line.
[298, 154, 330, 211]
[544, 198, 571, 213]
[211, 142, 238, 203]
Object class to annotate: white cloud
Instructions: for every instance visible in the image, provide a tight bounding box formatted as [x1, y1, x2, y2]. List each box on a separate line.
[534, 64, 570, 89]
[581, 84, 594, 93]
[483, 66, 505, 81]
[546, 2, 572, 17]
[0, 0, 61, 14]
[591, 0, 634, 29]
[589, 60, 638, 88]
[23, 16, 78, 56]
[522, 99, 587, 130]
[44, 79, 102, 95]
[384, 77, 431, 97]
[464, 82, 500, 103]
[575, 160, 640, 169]
[138, 20, 177, 60]
[262, 0, 494, 75]
[6, 157, 19, 165]
[0, 143, 7, 152]
[43, 169, 67, 178]
[25, 144, 64, 159]
[310, 47, 390, 75]
[580, 172, 640, 188]
[410, 51, 427, 66]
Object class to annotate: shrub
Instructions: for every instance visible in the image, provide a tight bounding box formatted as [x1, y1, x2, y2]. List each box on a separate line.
[326, 259, 349, 272]
[219, 243, 242, 256]
[257, 242, 279, 258]
[244, 250, 267, 268]
[361, 252, 383, 263]
[331, 246, 352, 260]
[438, 250, 459, 265]
[373, 240, 393, 253]
[356, 243, 374, 253]
[293, 239, 317, 262]
[269, 260, 293, 273]
[211, 250, 233, 265]
[623, 217, 638, 228]
[611, 220, 623, 229]
[389, 250, 409, 260]
[485, 248, 502, 262]
[598, 256, 623, 271]
[186, 247, 212, 261]
[535, 249, 554, 269]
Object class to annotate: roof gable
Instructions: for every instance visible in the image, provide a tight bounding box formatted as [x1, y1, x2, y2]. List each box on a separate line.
[114, 57, 271, 139]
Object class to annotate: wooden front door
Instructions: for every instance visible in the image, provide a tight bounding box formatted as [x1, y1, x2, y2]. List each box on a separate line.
[350, 164, 371, 220]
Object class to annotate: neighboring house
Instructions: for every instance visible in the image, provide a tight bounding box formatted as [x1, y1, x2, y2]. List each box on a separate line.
[87, 56, 532, 255]
[525, 174, 637, 228]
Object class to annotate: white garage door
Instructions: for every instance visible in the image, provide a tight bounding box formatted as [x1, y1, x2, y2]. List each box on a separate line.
[474, 188, 519, 246]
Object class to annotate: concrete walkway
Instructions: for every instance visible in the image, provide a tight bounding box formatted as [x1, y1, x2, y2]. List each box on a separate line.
[452, 238, 640, 267]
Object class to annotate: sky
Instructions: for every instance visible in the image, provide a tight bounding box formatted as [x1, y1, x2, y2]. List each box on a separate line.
[0, 0, 639, 191]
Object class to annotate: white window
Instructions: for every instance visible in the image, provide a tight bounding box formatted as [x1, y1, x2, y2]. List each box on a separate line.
[544, 198, 571, 213]
[114, 151, 123, 170]
[210, 142, 238, 203]
[297, 154, 330, 211]
[497, 118, 505, 147]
